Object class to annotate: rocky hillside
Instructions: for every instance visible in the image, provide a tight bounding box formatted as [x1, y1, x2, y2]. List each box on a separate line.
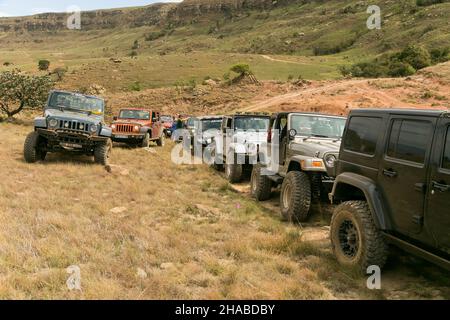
[0, 0, 296, 32]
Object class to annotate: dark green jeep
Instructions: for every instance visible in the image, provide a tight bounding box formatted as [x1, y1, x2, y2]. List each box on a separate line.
[329, 109, 450, 272]
[24, 90, 112, 165]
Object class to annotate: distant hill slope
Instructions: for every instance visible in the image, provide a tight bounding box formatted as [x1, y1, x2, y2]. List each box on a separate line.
[0, 0, 448, 57]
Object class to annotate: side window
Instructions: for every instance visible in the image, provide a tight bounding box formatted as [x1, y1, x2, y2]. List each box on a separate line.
[443, 126, 450, 170]
[387, 119, 433, 164]
[343, 116, 382, 156]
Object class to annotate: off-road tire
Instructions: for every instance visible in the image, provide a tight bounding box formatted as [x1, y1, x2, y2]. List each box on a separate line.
[280, 171, 312, 222]
[94, 139, 112, 166]
[24, 131, 45, 163]
[141, 133, 150, 148]
[225, 162, 243, 183]
[250, 164, 272, 201]
[208, 145, 223, 171]
[330, 201, 388, 273]
[157, 134, 165, 147]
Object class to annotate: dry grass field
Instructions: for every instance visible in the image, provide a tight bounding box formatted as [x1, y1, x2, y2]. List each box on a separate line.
[0, 122, 448, 300]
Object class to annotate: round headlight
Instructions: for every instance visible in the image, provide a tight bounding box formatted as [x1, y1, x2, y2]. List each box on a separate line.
[134, 126, 140, 132]
[325, 154, 337, 168]
[111, 124, 116, 130]
[48, 118, 58, 128]
[90, 124, 98, 133]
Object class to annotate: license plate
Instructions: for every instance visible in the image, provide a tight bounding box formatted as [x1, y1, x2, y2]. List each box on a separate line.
[61, 142, 82, 149]
[115, 135, 129, 139]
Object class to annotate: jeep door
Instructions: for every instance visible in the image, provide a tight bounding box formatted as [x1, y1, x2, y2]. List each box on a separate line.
[426, 117, 450, 254]
[378, 116, 437, 236]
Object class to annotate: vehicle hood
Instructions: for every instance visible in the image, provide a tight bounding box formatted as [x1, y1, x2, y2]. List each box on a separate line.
[232, 131, 268, 145]
[45, 108, 102, 124]
[290, 137, 341, 158]
[113, 119, 150, 126]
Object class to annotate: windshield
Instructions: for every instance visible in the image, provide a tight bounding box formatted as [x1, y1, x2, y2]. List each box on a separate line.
[199, 119, 222, 132]
[48, 92, 104, 115]
[187, 118, 196, 128]
[119, 110, 150, 120]
[291, 115, 346, 139]
[161, 116, 173, 123]
[234, 117, 270, 131]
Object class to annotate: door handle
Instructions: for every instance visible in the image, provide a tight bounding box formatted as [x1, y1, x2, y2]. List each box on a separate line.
[432, 181, 450, 192]
[383, 169, 397, 178]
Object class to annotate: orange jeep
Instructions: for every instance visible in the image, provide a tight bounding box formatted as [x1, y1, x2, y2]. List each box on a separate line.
[111, 108, 165, 147]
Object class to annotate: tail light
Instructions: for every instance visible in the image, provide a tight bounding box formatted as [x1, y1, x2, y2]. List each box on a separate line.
[267, 127, 272, 143]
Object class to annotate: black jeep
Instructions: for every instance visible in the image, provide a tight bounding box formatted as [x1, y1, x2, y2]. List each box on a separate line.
[329, 109, 450, 272]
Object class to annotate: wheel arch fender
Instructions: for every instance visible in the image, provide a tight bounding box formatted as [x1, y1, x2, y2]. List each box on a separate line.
[331, 172, 392, 230]
[100, 126, 112, 137]
[287, 158, 303, 172]
[140, 126, 151, 134]
[34, 117, 47, 129]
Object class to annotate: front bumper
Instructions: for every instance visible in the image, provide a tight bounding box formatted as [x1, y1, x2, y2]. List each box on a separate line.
[111, 133, 145, 142]
[37, 128, 109, 151]
[38, 128, 108, 142]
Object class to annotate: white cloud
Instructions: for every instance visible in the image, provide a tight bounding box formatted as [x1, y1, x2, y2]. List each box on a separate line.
[0, 11, 10, 17]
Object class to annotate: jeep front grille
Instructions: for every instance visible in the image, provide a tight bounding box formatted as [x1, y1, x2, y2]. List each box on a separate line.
[59, 120, 90, 132]
[115, 124, 135, 133]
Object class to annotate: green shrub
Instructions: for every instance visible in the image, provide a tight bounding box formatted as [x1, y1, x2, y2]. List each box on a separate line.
[145, 31, 165, 41]
[348, 62, 388, 78]
[430, 47, 450, 63]
[38, 59, 50, 71]
[129, 81, 142, 92]
[395, 45, 432, 70]
[416, 0, 447, 6]
[387, 61, 416, 77]
[313, 38, 356, 56]
[230, 64, 251, 76]
[130, 50, 138, 58]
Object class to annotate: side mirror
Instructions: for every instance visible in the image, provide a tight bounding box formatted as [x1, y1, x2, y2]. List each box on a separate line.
[289, 129, 297, 140]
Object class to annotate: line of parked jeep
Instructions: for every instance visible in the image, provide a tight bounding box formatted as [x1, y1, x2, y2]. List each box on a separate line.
[24, 90, 449, 273]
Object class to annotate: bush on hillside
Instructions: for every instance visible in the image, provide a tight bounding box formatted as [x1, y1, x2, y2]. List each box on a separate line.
[38, 59, 50, 71]
[430, 47, 450, 63]
[387, 61, 416, 77]
[230, 64, 252, 76]
[416, 0, 447, 6]
[340, 45, 448, 78]
[394, 45, 432, 70]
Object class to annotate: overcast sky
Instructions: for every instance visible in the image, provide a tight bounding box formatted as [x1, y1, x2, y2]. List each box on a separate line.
[0, 0, 181, 17]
